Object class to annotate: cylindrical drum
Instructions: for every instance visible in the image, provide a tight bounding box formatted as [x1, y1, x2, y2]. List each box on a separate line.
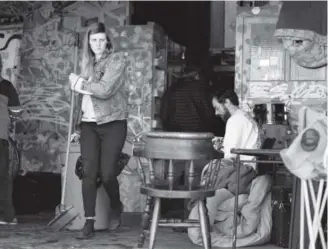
[59, 143, 110, 230]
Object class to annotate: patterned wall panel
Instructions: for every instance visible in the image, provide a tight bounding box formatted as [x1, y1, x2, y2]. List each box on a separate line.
[125, 49, 153, 141]
[16, 15, 78, 173]
[109, 24, 154, 141]
[109, 23, 166, 142]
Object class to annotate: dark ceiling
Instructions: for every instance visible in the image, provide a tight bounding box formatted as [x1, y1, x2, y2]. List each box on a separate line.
[132, 1, 211, 68]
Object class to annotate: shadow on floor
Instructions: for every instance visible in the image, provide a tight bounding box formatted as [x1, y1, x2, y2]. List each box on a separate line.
[0, 212, 281, 249]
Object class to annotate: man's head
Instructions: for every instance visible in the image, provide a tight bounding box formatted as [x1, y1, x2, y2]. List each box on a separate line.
[212, 89, 239, 121]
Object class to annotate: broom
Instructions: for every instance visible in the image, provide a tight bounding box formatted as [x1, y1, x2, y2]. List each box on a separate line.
[48, 32, 80, 231]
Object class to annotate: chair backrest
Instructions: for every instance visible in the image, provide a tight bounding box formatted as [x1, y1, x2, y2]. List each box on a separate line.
[144, 131, 220, 160]
[139, 131, 222, 191]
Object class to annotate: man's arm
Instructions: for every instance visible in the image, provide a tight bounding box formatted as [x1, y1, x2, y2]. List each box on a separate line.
[222, 116, 245, 159]
[7, 83, 21, 118]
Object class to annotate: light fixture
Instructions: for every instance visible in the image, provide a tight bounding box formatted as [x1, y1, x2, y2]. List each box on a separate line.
[251, 6, 261, 15]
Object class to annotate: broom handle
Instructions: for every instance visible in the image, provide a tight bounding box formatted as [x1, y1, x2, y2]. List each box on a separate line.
[61, 92, 75, 205]
[60, 32, 79, 206]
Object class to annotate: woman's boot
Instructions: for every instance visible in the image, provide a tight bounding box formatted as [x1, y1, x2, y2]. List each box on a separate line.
[76, 219, 95, 239]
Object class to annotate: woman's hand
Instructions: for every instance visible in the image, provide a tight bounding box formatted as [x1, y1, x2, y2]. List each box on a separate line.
[70, 132, 80, 143]
[69, 73, 81, 90]
[68, 73, 92, 95]
[212, 137, 224, 151]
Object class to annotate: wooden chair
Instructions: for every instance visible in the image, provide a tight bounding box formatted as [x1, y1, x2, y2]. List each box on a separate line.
[134, 132, 222, 249]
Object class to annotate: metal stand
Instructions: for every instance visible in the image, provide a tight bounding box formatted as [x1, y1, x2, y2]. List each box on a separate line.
[231, 148, 286, 249]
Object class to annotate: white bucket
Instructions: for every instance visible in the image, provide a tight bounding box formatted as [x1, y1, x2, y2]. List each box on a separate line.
[59, 143, 110, 230]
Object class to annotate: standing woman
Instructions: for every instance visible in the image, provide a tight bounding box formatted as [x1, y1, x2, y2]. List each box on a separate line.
[68, 22, 128, 239]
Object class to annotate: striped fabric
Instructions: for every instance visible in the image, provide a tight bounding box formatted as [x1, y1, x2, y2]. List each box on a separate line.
[160, 78, 224, 135]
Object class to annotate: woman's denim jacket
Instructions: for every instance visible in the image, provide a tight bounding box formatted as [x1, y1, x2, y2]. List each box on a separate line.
[74, 51, 128, 131]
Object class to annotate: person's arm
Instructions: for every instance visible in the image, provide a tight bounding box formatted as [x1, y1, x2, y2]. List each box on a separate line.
[82, 52, 127, 99]
[7, 83, 21, 118]
[222, 116, 245, 159]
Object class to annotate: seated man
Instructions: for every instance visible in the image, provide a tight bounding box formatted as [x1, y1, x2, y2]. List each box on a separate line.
[208, 89, 262, 194]
[188, 90, 271, 245]
[190, 89, 263, 226]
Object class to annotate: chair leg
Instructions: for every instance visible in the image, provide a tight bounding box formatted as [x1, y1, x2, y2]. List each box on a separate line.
[198, 200, 211, 249]
[138, 196, 152, 248]
[148, 197, 161, 249]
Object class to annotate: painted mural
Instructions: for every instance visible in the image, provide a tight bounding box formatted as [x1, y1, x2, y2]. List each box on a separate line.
[235, 4, 327, 133]
[0, 2, 167, 212]
[15, 15, 76, 173]
[109, 23, 166, 143]
[0, 2, 166, 212]
[10, 2, 129, 174]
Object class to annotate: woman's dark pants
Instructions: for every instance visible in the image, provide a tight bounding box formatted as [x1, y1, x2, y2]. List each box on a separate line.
[80, 120, 127, 217]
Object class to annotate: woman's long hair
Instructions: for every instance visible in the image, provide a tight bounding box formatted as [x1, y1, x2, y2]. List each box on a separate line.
[80, 22, 112, 78]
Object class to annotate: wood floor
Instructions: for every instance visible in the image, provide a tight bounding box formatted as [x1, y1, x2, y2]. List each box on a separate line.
[0, 213, 283, 249]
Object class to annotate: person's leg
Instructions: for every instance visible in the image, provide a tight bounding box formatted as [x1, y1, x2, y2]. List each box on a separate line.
[0, 138, 15, 223]
[97, 120, 127, 230]
[78, 122, 100, 239]
[209, 158, 235, 189]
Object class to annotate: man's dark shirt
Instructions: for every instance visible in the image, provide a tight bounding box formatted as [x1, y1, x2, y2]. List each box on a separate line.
[160, 77, 225, 136]
[0, 79, 20, 140]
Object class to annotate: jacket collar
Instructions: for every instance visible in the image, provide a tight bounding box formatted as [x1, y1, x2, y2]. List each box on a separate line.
[94, 49, 112, 65]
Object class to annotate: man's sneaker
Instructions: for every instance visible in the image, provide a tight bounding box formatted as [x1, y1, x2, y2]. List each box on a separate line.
[0, 218, 17, 225]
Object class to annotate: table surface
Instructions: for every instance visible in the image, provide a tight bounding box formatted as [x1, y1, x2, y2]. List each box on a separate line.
[134, 147, 282, 158]
[230, 148, 282, 157]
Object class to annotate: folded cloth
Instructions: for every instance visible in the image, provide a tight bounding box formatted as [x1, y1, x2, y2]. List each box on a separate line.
[214, 175, 272, 238]
[188, 175, 272, 247]
[274, 1, 327, 68]
[202, 158, 257, 195]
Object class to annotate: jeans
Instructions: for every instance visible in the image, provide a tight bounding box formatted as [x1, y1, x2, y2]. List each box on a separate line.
[0, 138, 15, 221]
[80, 120, 127, 217]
